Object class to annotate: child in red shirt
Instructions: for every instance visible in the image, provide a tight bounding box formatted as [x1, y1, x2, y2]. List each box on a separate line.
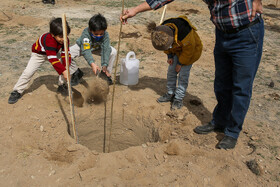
[8, 18, 79, 104]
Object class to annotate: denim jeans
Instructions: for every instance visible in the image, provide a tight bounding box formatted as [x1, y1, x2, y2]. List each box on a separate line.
[212, 18, 264, 139]
[167, 55, 192, 100]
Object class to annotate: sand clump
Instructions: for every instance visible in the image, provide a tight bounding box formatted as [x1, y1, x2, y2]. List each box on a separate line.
[85, 77, 109, 104]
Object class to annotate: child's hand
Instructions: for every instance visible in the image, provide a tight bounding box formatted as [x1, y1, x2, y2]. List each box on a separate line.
[62, 70, 68, 81]
[102, 66, 111, 77]
[167, 58, 173, 65]
[175, 64, 182, 73]
[91, 63, 101, 75]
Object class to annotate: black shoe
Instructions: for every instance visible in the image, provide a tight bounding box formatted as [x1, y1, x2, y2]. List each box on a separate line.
[8, 91, 22, 104]
[171, 99, 183, 110]
[57, 84, 68, 96]
[42, 0, 55, 4]
[107, 76, 113, 85]
[193, 122, 223, 134]
[217, 136, 237, 150]
[99, 71, 113, 85]
[71, 68, 84, 86]
[157, 93, 174, 103]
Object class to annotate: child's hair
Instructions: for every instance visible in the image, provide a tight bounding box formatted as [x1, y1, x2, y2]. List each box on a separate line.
[148, 22, 174, 51]
[49, 18, 71, 36]
[89, 13, 107, 32]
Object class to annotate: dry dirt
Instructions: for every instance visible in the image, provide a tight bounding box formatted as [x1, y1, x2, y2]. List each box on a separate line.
[0, 0, 279, 186]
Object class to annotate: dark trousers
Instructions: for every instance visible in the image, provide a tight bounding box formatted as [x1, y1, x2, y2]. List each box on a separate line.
[212, 18, 264, 139]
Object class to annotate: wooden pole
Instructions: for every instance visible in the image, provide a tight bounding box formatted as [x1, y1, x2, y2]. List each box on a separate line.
[62, 14, 78, 143]
[159, 5, 167, 25]
[108, 0, 125, 153]
[103, 101, 107, 153]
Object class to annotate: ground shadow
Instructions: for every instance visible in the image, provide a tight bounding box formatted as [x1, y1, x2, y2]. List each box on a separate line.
[24, 74, 85, 108]
[215, 132, 225, 148]
[55, 94, 71, 136]
[264, 13, 280, 20]
[127, 75, 212, 124]
[264, 5, 280, 10]
[24, 68, 92, 96]
[22, 67, 94, 94]
[180, 8, 200, 15]
[265, 24, 280, 33]
[120, 31, 142, 39]
[24, 75, 57, 95]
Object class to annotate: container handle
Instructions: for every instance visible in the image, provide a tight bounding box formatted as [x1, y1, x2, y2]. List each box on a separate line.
[126, 51, 136, 62]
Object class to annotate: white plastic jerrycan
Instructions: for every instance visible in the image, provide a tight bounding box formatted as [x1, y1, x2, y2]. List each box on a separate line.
[120, 51, 139, 85]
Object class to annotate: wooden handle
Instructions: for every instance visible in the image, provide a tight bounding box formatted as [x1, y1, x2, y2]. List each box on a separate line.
[159, 5, 167, 25]
[62, 14, 78, 143]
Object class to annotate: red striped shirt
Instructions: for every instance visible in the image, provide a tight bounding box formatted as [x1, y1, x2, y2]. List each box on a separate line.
[32, 33, 71, 75]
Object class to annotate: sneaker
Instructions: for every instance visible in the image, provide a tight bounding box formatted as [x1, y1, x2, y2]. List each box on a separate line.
[71, 68, 84, 86]
[99, 71, 113, 85]
[8, 91, 22, 104]
[57, 84, 68, 96]
[217, 136, 237, 150]
[171, 99, 183, 110]
[157, 93, 174, 103]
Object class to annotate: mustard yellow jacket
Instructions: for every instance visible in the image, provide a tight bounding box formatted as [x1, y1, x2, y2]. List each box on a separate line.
[163, 16, 203, 66]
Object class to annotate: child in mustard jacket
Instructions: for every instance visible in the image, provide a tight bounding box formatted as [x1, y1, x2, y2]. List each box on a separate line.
[151, 15, 203, 110]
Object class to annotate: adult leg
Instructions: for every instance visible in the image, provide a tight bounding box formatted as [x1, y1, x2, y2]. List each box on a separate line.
[194, 29, 232, 133]
[224, 19, 264, 139]
[212, 29, 233, 130]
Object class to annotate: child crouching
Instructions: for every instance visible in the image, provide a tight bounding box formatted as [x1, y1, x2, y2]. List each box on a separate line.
[8, 18, 79, 104]
[70, 13, 117, 85]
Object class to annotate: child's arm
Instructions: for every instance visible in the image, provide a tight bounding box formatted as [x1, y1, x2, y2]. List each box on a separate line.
[44, 34, 68, 75]
[90, 63, 100, 75]
[78, 29, 100, 75]
[61, 38, 72, 76]
[62, 70, 68, 81]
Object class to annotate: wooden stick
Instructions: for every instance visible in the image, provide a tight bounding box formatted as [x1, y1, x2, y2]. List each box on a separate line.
[108, 0, 125, 153]
[103, 101, 107, 153]
[62, 14, 78, 143]
[159, 5, 167, 25]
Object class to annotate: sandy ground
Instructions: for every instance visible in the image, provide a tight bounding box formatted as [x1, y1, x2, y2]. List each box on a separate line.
[0, 0, 279, 186]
